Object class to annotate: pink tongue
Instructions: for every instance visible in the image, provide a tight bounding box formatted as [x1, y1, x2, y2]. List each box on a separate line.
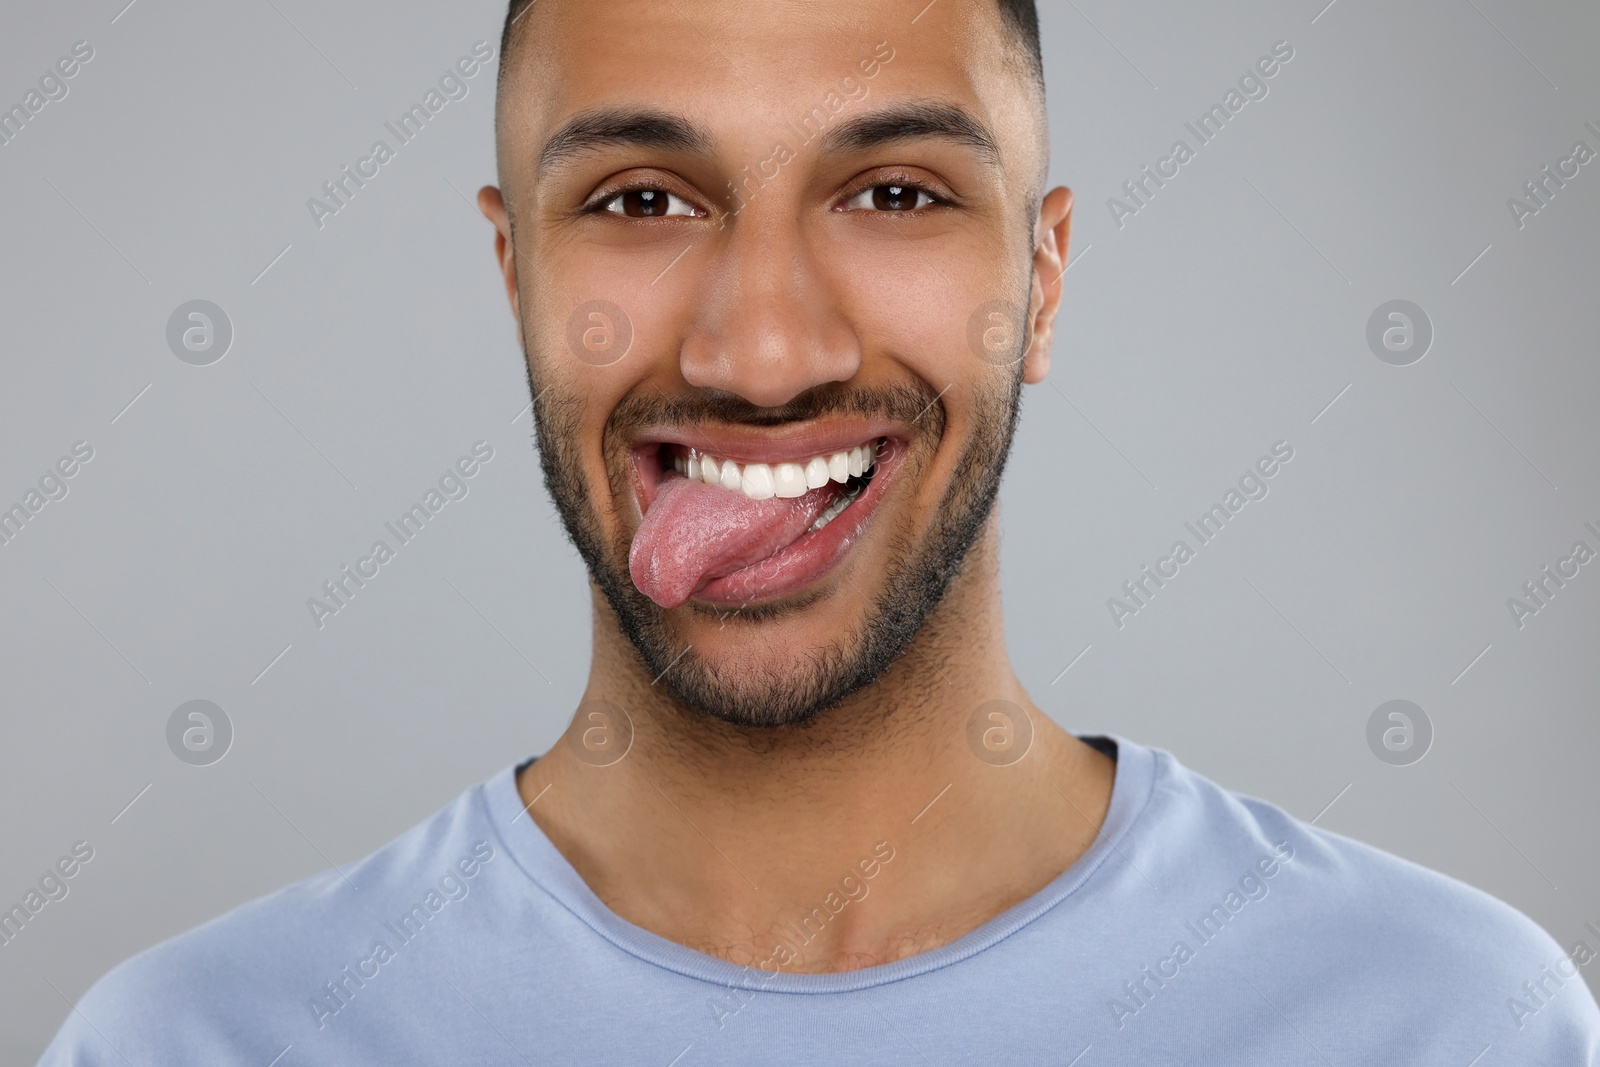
[630, 475, 838, 608]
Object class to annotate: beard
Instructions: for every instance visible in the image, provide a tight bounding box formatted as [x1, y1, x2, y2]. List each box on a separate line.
[526, 359, 1024, 730]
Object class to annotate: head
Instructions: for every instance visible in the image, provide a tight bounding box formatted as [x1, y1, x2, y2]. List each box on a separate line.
[481, 0, 1071, 728]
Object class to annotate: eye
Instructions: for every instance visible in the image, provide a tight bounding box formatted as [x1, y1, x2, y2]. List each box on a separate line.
[599, 187, 700, 218]
[841, 183, 939, 212]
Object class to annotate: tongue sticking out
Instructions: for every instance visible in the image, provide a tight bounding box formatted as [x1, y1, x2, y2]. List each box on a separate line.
[629, 474, 840, 608]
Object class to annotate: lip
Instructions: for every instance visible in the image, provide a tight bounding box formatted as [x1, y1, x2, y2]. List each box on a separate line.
[626, 424, 909, 608]
[628, 419, 908, 516]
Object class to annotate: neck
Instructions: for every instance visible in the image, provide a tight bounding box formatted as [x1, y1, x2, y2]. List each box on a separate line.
[518, 516, 1115, 972]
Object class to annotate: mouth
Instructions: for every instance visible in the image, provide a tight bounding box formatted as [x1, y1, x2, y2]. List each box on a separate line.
[626, 427, 906, 609]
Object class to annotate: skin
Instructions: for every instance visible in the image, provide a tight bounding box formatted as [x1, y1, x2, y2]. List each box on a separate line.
[479, 0, 1113, 972]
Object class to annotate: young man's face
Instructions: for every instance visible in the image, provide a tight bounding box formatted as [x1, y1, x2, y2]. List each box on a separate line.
[489, 0, 1065, 727]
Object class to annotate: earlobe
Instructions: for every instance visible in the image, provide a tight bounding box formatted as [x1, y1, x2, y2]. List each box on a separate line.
[1022, 278, 1052, 384]
[478, 186, 521, 321]
[1022, 187, 1073, 386]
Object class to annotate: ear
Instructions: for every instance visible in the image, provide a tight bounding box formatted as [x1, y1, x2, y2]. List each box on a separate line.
[478, 186, 523, 328]
[1022, 186, 1073, 385]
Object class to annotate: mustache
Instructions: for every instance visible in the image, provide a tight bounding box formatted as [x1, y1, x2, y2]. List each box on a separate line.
[604, 381, 947, 437]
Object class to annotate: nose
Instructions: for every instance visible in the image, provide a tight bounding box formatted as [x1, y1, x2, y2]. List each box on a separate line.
[678, 216, 862, 409]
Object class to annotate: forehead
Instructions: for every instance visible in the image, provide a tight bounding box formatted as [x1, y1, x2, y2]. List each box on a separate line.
[502, 0, 1026, 154]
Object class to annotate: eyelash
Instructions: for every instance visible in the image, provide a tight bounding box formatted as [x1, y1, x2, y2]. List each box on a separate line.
[587, 182, 703, 218]
[837, 175, 948, 213]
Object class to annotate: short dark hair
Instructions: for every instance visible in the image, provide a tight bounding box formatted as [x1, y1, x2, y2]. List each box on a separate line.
[499, 0, 1044, 97]
[995, 0, 1044, 86]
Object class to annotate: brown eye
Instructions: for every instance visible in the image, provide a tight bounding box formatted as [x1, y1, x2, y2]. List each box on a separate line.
[601, 188, 698, 218]
[874, 185, 920, 211]
[842, 183, 937, 212]
[623, 189, 666, 217]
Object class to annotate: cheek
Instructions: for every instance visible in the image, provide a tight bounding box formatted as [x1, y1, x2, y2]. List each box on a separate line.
[549, 371, 640, 521]
[530, 238, 713, 379]
[527, 259, 662, 466]
[832, 249, 973, 379]
[813, 232, 1018, 497]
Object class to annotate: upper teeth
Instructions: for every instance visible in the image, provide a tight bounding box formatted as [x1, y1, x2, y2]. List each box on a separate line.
[671, 441, 878, 501]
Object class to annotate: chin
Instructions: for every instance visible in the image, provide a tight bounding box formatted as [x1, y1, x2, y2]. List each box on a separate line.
[650, 648, 876, 730]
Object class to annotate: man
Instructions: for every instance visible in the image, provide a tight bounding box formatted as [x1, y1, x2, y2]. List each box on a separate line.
[41, 0, 1600, 1063]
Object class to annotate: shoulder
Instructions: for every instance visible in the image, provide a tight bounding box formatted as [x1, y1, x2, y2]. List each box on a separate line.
[36, 778, 508, 1066]
[1130, 742, 1600, 1059]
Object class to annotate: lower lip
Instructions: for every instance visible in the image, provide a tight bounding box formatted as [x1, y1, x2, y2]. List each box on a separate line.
[690, 440, 904, 607]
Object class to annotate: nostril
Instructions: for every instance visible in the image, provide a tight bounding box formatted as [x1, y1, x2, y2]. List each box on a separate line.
[679, 318, 862, 410]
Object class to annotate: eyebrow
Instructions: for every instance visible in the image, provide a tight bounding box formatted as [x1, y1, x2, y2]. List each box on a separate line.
[822, 101, 1002, 166]
[537, 109, 714, 176]
[535, 100, 1003, 179]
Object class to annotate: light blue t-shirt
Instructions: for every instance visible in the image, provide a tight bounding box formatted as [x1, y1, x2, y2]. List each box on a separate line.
[40, 738, 1600, 1065]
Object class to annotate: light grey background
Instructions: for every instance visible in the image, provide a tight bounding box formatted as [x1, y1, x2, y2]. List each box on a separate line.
[2, 0, 1596, 1059]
